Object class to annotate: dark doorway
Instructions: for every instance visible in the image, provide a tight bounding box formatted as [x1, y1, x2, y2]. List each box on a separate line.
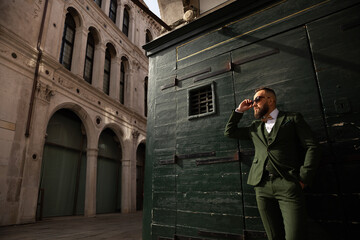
[136, 143, 146, 210]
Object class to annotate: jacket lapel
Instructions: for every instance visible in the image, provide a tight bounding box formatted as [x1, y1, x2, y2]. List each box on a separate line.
[269, 111, 286, 144]
[256, 121, 267, 146]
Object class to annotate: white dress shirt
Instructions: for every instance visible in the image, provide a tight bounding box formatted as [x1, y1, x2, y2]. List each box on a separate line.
[265, 108, 279, 133]
[235, 108, 279, 133]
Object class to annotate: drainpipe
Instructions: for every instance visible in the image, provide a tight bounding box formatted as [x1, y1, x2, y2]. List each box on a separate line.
[25, 0, 49, 137]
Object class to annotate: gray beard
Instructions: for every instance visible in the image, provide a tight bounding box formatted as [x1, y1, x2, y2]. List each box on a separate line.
[254, 104, 269, 119]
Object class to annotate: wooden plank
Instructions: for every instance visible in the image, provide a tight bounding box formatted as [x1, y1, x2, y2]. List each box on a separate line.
[153, 191, 176, 209]
[176, 191, 243, 215]
[153, 175, 175, 192]
[176, 172, 241, 192]
[152, 224, 175, 240]
[176, 159, 241, 175]
[153, 208, 177, 225]
[176, 211, 243, 235]
[155, 101, 177, 125]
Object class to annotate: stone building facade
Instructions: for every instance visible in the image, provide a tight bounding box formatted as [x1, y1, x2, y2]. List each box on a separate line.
[0, 0, 161, 226]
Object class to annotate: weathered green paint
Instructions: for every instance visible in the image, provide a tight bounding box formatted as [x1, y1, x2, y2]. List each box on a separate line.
[143, 0, 360, 239]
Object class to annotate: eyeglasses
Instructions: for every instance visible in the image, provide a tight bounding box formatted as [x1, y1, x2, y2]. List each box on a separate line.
[253, 96, 266, 103]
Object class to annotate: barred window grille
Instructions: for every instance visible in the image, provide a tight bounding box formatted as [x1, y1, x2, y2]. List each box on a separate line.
[189, 85, 214, 116]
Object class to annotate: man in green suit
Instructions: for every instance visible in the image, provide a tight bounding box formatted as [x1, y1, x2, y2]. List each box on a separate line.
[224, 87, 321, 240]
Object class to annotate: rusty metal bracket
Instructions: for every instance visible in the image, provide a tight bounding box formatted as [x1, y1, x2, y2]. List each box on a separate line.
[196, 157, 238, 165]
[194, 62, 232, 82]
[232, 48, 279, 66]
[161, 77, 179, 90]
[177, 151, 216, 160]
[178, 67, 212, 81]
[159, 152, 217, 165]
[159, 155, 178, 165]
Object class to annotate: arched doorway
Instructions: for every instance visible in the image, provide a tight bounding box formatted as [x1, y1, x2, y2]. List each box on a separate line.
[136, 142, 146, 210]
[96, 128, 122, 214]
[38, 109, 87, 218]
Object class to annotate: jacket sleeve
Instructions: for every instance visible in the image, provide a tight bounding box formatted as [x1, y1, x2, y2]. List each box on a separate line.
[295, 113, 321, 185]
[224, 110, 251, 140]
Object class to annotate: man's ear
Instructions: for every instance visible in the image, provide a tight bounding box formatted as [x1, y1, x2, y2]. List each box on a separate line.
[269, 97, 276, 106]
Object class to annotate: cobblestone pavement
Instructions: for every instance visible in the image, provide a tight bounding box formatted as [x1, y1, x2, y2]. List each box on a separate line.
[0, 212, 142, 240]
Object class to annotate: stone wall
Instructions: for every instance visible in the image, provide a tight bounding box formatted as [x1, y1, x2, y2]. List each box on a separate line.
[0, 0, 160, 226]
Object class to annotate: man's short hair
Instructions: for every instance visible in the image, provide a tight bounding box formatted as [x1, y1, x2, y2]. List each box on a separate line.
[255, 87, 276, 98]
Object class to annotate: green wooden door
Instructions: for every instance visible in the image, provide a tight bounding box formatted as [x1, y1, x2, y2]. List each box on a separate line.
[307, 5, 360, 238]
[39, 109, 86, 217]
[96, 129, 122, 214]
[174, 53, 243, 239]
[231, 27, 327, 238]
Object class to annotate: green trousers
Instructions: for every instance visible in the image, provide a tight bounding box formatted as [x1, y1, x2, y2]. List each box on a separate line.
[254, 177, 307, 240]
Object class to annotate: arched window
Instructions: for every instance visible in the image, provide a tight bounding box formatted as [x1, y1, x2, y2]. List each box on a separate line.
[103, 48, 111, 95]
[120, 61, 125, 104]
[83, 32, 95, 84]
[94, 0, 102, 7]
[59, 13, 76, 70]
[122, 8, 129, 37]
[146, 30, 152, 43]
[144, 77, 148, 117]
[109, 0, 117, 23]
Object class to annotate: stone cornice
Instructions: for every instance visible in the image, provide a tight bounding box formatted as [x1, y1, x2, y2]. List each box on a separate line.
[0, 26, 38, 77]
[0, 26, 38, 56]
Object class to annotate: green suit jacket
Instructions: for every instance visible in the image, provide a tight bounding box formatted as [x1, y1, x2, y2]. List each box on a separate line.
[224, 110, 321, 186]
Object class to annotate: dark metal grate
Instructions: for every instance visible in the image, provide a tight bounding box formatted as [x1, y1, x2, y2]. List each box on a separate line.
[189, 85, 213, 116]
